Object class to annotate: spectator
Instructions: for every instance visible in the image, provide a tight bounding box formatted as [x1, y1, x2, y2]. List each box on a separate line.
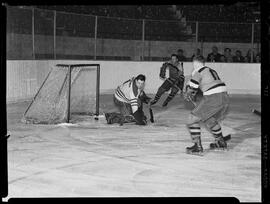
[177, 49, 187, 61]
[223, 48, 233, 62]
[255, 53, 261, 63]
[244, 56, 250, 63]
[207, 46, 222, 62]
[220, 55, 226, 62]
[191, 48, 203, 61]
[136, 6, 142, 18]
[245, 49, 255, 63]
[233, 50, 245, 62]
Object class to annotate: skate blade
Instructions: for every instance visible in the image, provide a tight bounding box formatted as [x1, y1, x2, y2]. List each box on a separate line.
[186, 150, 204, 156]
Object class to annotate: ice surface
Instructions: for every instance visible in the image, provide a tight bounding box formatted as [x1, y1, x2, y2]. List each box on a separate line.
[5, 94, 261, 201]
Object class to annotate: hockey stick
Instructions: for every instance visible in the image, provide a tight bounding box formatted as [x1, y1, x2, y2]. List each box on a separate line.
[184, 94, 197, 107]
[252, 109, 261, 116]
[149, 105, 154, 123]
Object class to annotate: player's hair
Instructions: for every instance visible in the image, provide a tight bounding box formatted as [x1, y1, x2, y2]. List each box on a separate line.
[135, 74, 146, 81]
[171, 54, 178, 58]
[193, 55, 205, 64]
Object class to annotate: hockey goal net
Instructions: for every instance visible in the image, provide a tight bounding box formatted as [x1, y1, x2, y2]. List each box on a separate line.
[22, 64, 100, 124]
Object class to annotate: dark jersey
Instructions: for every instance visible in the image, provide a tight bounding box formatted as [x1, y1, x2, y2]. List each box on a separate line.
[159, 60, 184, 81]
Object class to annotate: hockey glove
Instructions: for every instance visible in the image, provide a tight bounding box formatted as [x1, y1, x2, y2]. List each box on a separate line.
[133, 110, 147, 125]
[159, 74, 166, 80]
[139, 91, 152, 104]
[183, 85, 198, 102]
[159, 63, 167, 79]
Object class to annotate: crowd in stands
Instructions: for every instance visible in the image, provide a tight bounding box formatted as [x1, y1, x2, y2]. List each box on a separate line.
[36, 4, 259, 23]
[178, 4, 260, 23]
[10, 6, 260, 62]
[178, 46, 261, 63]
[34, 5, 260, 43]
[36, 5, 177, 20]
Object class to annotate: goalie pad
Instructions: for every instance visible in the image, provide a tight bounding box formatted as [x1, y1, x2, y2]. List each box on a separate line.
[105, 112, 135, 124]
[105, 112, 147, 125]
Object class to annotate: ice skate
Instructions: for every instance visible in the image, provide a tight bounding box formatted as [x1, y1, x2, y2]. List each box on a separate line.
[162, 101, 168, 107]
[209, 137, 227, 150]
[186, 143, 203, 155]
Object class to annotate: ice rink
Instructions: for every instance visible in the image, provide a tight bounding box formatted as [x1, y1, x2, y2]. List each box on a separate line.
[5, 93, 261, 202]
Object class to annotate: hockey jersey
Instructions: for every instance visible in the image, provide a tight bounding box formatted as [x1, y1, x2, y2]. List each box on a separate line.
[159, 60, 184, 81]
[114, 77, 143, 110]
[188, 66, 227, 95]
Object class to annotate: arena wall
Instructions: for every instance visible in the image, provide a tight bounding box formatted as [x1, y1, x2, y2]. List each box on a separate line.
[6, 60, 260, 103]
[7, 34, 260, 60]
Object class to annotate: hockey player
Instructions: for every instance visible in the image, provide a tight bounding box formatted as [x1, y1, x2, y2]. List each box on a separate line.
[184, 56, 230, 155]
[150, 54, 184, 107]
[105, 74, 151, 125]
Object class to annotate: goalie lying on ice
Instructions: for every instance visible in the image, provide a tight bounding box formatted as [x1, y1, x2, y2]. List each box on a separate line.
[105, 74, 151, 125]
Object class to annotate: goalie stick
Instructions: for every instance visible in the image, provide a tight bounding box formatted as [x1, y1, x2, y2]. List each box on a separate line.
[149, 105, 154, 123]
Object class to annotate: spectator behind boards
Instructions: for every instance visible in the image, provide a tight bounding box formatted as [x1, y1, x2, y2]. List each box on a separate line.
[224, 48, 233, 62]
[245, 49, 255, 63]
[233, 50, 245, 62]
[255, 53, 261, 63]
[177, 49, 187, 61]
[191, 48, 204, 61]
[207, 46, 222, 62]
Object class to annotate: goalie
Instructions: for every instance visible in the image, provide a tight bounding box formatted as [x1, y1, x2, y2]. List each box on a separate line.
[105, 74, 151, 125]
[150, 54, 185, 107]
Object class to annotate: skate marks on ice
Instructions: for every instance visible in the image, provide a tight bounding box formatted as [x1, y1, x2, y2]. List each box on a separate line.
[6, 95, 261, 200]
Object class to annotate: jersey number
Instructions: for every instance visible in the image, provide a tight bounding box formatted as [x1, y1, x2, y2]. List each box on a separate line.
[209, 69, 220, 80]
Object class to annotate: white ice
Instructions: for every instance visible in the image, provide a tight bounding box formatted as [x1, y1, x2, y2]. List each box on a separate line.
[5, 95, 261, 202]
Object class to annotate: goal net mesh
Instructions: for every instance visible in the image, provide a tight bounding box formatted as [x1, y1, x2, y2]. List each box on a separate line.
[22, 64, 99, 124]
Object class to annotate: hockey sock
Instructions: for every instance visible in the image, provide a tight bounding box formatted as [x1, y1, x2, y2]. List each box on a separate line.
[188, 124, 201, 145]
[210, 124, 223, 139]
[163, 91, 177, 104]
[210, 124, 227, 149]
[151, 90, 163, 104]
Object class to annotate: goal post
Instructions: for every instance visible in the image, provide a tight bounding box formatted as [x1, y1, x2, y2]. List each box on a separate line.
[22, 64, 101, 124]
[63, 64, 101, 123]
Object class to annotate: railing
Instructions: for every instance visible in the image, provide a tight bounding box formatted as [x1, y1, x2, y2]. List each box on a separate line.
[6, 6, 261, 62]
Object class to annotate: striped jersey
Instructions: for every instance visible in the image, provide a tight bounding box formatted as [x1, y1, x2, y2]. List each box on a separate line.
[188, 66, 227, 95]
[114, 77, 143, 109]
